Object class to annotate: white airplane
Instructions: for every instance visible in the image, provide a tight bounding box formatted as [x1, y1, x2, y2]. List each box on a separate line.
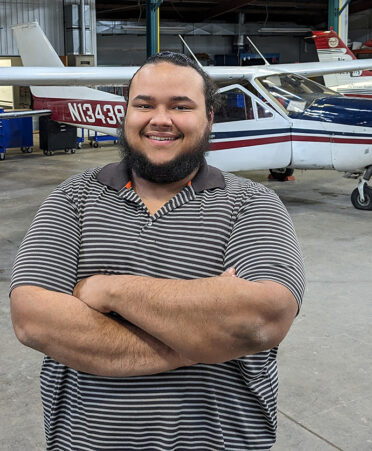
[1, 22, 372, 210]
[312, 28, 372, 98]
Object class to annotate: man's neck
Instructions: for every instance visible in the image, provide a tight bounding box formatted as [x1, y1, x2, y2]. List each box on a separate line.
[131, 168, 199, 215]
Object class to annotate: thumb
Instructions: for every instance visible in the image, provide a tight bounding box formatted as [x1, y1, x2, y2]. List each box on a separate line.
[220, 267, 237, 277]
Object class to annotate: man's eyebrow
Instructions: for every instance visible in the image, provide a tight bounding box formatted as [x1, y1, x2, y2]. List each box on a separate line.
[132, 95, 197, 104]
[132, 95, 155, 102]
[171, 96, 196, 104]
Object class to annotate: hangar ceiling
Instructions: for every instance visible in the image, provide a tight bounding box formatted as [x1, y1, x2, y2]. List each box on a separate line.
[96, 0, 371, 26]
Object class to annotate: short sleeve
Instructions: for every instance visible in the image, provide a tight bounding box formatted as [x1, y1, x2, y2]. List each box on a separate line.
[224, 186, 305, 310]
[10, 187, 81, 295]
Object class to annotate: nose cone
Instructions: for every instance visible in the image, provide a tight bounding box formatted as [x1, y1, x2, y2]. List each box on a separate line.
[291, 96, 372, 127]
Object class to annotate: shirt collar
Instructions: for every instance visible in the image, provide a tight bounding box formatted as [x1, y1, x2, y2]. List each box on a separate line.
[96, 158, 226, 193]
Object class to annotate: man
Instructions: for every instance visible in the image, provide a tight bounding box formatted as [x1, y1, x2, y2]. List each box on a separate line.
[10, 52, 305, 450]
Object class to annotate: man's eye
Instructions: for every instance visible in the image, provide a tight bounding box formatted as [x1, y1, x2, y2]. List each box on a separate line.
[174, 105, 191, 110]
[135, 104, 152, 109]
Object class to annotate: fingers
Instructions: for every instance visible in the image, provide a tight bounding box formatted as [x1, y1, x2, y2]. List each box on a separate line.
[220, 267, 237, 277]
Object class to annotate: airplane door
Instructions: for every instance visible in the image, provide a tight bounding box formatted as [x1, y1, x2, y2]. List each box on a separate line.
[207, 85, 292, 172]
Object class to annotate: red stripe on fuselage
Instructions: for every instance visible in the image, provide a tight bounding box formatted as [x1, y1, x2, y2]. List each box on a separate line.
[209, 135, 291, 150]
[344, 93, 372, 99]
[33, 96, 126, 127]
[209, 134, 372, 150]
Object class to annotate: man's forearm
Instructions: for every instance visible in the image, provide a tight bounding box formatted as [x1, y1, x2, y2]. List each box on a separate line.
[10, 286, 194, 377]
[77, 274, 297, 363]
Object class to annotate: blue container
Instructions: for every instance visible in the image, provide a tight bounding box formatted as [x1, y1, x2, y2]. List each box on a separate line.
[0, 108, 34, 160]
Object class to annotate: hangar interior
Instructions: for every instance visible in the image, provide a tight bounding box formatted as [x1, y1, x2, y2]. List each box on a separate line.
[1, 0, 372, 109]
[0, 2, 372, 451]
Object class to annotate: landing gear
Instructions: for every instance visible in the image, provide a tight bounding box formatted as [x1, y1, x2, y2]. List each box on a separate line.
[351, 165, 372, 210]
[269, 168, 294, 181]
[21, 147, 33, 153]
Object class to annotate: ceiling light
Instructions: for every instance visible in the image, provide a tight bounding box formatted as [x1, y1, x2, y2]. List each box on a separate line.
[258, 27, 312, 33]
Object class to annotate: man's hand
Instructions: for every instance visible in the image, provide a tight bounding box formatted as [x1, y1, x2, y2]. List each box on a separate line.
[73, 274, 114, 313]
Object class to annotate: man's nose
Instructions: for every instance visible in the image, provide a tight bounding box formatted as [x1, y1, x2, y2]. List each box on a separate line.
[149, 107, 173, 128]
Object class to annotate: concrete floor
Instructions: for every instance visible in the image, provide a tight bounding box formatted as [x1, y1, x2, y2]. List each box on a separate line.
[0, 142, 371, 450]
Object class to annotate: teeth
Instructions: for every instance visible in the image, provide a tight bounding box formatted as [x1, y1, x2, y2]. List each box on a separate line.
[148, 136, 176, 141]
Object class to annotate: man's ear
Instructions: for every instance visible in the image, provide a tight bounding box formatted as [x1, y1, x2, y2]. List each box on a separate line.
[208, 109, 214, 128]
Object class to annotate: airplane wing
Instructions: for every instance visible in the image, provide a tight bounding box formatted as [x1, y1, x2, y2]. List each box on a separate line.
[1, 59, 372, 86]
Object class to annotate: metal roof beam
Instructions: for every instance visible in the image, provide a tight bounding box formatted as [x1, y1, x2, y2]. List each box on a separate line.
[200, 0, 256, 21]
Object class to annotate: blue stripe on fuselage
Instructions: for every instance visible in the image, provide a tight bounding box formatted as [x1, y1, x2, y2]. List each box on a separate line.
[212, 127, 372, 140]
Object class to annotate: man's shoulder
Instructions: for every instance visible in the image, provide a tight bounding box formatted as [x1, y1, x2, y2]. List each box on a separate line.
[219, 169, 276, 200]
[58, 166, 103, 195]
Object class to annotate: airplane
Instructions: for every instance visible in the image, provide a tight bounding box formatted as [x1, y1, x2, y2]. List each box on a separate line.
[312, 28, 372, 98]
[1, 22, 372, 211]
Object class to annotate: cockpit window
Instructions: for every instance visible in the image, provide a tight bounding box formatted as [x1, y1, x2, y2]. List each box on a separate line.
[214, 88, 255, 123]
[255, 73, 338, 114]
[256, 102, 273, 118]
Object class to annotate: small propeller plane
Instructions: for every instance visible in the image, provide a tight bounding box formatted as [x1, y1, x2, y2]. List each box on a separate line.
[312, 28, 372, 98]
[1, 22, 372, 210]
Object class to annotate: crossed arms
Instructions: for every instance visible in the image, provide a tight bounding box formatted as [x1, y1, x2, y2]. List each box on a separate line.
[10, 269, 297, 377]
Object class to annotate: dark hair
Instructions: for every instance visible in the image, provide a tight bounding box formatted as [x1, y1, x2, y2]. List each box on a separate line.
[126, 51, 217, 118]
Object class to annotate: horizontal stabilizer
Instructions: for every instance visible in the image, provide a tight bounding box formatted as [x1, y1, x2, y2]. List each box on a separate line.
[0, 109, 51, 119]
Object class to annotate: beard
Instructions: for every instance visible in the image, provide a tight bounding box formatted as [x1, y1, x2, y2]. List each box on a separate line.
[119, 126, 210, 184]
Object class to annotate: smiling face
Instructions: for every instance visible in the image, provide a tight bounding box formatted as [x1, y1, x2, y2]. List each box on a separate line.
[122, 62, 213, 183]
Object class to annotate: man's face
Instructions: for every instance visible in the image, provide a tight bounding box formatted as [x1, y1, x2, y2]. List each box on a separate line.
[121, 62, 213, 183]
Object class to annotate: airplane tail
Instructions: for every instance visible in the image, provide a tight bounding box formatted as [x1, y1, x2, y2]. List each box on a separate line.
[12, 22, 121, 102]
[12, 22, 124, 134]
[312, 29, 372, 90]
[312, 29, 357, 62]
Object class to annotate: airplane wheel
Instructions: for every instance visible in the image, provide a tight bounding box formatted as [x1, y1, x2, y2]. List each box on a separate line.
[93, 142, 99, 148]
[269, 168, 294, 181]
[44, 150, 54, 156]
[351, 185, 372, 210]
[26, 147, 33, 153]
[77, 142, 82, 149]
[71, 148, 76, 154]
[0, 153, 5, 160]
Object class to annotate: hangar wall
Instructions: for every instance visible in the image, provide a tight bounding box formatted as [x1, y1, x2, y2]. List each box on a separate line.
[349, 8, 372, 43]
[0, 0, 97, 58]
[97, 25, 318, 67]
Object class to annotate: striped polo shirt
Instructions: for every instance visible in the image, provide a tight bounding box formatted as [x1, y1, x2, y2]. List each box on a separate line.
[11, 159, 305, 450]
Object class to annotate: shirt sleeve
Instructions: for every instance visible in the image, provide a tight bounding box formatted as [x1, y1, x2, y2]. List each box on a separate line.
[224, 184, 305, 310]
[10, 187, 81, 295]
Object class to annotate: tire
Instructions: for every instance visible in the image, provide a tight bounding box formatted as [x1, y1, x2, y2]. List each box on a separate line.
[269, 168, 294, 181]
[26, 147, 33, 153]
[0, 153, 5, 160]
[71, 148, 76, 154]
[351, 185, 372, 210]
[78, 142, 82, 149]
[93, 142, 99, 148]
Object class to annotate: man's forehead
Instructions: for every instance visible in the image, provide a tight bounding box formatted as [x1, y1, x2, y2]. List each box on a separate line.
[130, 62, 204, 91]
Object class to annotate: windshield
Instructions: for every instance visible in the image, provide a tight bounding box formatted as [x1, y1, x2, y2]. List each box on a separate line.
[255, 73, 339, 114]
